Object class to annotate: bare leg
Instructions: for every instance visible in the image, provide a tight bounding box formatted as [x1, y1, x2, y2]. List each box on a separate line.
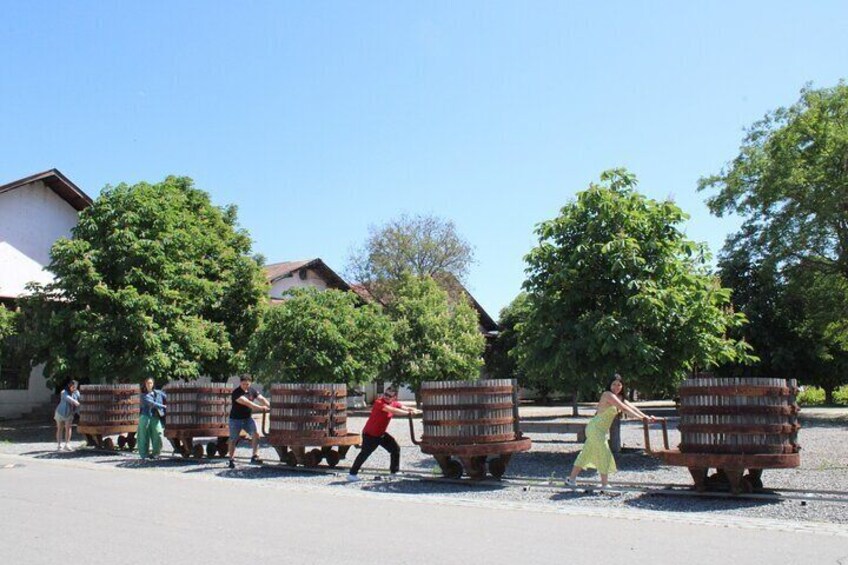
[56, 421, 63, 448]
[251, 432, 260, 457]
[568, 465, 583, 480]
[65, 421, 73, 446]
[228, 440, 236, 459]
[600, 473, 608, 487]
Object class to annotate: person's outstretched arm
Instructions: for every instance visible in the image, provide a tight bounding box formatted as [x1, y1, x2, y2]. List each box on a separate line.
[602, 392, 654, 421]
[236, 396, 269, 412]
[621, 399, 656, 421]
[382, 404, 421, 416]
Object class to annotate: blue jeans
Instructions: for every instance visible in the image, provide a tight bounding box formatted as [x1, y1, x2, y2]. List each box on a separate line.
[228, 417, 257, 441]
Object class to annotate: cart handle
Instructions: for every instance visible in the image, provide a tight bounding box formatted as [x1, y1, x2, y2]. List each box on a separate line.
[407, 413, 421, 445]
[642, 418, 669, 455]
[261, 410, 270, 436]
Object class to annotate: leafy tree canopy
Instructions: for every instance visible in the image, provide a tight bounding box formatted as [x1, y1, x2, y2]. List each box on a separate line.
[485, 292, 561, 400]
[484, 292, 529, 382]
[0, 299, 17, 363]
[701, 82, 848, 401]
[0, 302, 15, 343]
[246, 288, 395, 386]
[347, 213, 475, 301]
[382, 273, 484, 394]
[23, 176, 267, 385]
[700, 82, 848, 277]
[519, 169, 752, 397]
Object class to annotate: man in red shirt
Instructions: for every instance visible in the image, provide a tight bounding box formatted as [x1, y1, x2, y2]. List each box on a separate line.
[347, 386, 420, 482]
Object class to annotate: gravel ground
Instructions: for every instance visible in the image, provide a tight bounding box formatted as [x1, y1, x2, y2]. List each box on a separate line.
[3, 412, 847, 525]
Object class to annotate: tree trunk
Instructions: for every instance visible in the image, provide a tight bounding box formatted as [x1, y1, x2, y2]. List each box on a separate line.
[609, 414, 622, 453]
[824, 385, 835, 406]
[571, 390, 580, 417]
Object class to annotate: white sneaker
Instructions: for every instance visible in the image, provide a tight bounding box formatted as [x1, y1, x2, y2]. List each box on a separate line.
[56, 445, 63, 451]
[346, 474, 361, 483]
[63, 445, 73, 452]
[564, 477, 577, 488]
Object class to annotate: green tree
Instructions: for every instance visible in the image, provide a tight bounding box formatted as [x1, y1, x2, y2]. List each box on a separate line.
[0, 303, 14, 344]
[519, 169, 752, 401]
[484, 293, 529, 382]
[0, 300, 18, 374]
[485, 292, 560, 402]
[24, 176, 268, 385]
[347, 213, 475, 302]
[715, 237, 813, 377]
[382, 274, 484, 397]
[246, 288, 395, 386]
[700, 82, 848, 402]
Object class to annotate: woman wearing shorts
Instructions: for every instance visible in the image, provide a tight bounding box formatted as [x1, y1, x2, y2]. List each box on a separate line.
[54, 380, 80, 451]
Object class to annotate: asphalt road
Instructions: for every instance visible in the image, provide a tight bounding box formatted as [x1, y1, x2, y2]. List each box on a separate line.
[1, 453, 846, 565]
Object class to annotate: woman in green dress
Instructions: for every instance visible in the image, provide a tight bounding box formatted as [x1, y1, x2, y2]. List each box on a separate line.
[564, 375, 656, 489]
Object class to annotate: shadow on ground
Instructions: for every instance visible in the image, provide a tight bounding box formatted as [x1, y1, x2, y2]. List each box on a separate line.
[215, 464, 325, 481]
[359, 477, 505, 495]
[27, 449, 119, 461]
[0, 424, 55, 443]
[115, 457, 205, 470]
[549, 490, 619, 501]
[624, 492, 780, 512]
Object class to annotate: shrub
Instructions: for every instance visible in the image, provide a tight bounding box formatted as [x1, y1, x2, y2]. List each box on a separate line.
[796, 386, 825, 406]
[834, 385, 848, 406]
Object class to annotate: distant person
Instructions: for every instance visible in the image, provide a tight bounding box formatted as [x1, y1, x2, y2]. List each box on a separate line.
[564, 374, 656, 490]
[347, 386, 421, 482]
[54, 380, 80, 451]
[138, 377, 167, 460]
[227, 375, 270, 469]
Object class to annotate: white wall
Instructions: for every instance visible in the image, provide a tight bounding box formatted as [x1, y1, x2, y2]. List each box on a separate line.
[0, 364, 52, 419]
[0, 181, 79, 295]
[269, 269, 330, 298]
[0, 180, 80, 418]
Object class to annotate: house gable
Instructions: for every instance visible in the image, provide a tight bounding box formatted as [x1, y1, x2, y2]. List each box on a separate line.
[0, 169, 90, 298]
[265, 258, 352, 299]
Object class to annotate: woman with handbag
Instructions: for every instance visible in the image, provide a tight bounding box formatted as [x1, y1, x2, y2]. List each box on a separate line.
[137, 377, 167, 460]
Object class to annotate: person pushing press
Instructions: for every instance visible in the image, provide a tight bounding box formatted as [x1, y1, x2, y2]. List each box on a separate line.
[347, 386, 420, 482]
[227, 375, 270, 469]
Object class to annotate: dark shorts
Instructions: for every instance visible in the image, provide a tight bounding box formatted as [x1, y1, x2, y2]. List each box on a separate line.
[228, 417, 257, 440]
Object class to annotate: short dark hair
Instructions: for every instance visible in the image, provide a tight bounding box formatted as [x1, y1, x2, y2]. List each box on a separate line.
[240, 375, 253, 383]
[383, 386, 398, 396]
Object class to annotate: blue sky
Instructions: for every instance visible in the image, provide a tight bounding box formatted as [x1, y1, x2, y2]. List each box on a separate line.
[2, 2, 847, 317]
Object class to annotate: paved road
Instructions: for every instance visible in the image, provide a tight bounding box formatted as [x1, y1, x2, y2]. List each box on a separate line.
[1, 454, 846, 565]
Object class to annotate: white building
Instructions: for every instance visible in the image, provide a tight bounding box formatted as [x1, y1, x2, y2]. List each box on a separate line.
[0, 169, 92, 419]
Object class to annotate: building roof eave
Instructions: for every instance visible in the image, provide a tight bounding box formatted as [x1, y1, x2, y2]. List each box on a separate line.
[0, 168, 92, 211]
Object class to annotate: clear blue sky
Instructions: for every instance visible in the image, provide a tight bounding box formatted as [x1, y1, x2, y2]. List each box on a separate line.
[2, 2, 847, 317]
